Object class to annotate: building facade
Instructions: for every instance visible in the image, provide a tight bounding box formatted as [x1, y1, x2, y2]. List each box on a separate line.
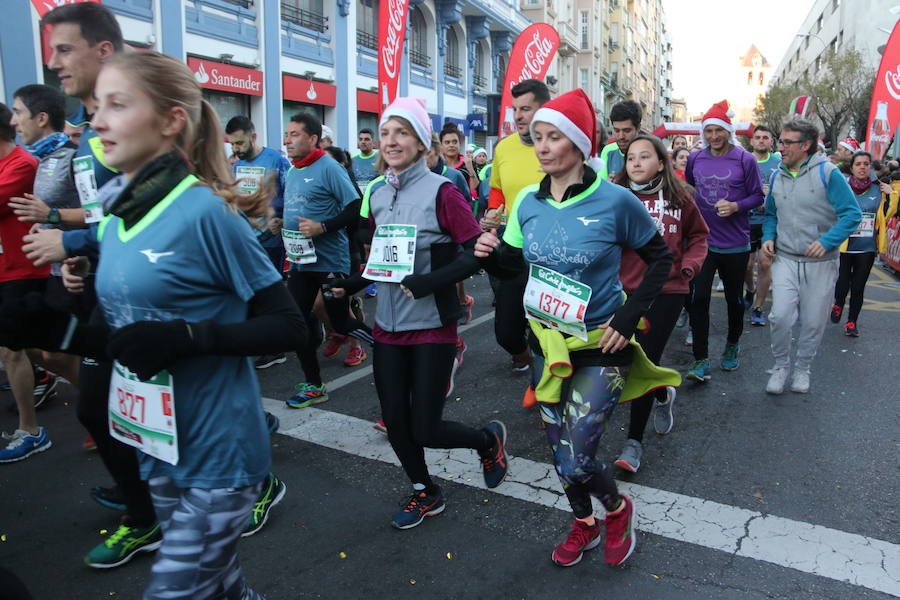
[733, 44, 772, 123]
[0, 0, 531, 151]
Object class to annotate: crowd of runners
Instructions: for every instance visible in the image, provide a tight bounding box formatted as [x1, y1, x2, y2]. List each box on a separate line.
[0, 3, 896, 599]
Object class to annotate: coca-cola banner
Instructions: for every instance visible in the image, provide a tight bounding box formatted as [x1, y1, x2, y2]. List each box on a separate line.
[30, 0, 99, 18]
[866, 20, 900, 160]
[378, 0, 410, 113]
[187, 57, 263, 97]
[497, 24, 560, 140]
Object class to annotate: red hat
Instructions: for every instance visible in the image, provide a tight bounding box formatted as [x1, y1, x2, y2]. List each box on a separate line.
[702, 100, 735, 133]
[530, 89, 597, 159]
[838, 137, 860, 153]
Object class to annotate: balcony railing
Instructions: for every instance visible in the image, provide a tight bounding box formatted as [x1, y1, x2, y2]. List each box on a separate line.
[223, 0, 253, 7]
[281, 3, 328, 33]
[356, 30, 377, 50]
[473, 74, 488, 88]
[410, 49, 430, 68]
[444, 63, 463, 79]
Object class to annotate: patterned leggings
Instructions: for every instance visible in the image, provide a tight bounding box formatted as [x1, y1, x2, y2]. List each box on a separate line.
[539, 365, 628, 519]
[143, 477, 264, 600]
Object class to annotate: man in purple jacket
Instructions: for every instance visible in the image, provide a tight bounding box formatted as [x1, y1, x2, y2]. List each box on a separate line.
[685, 100, 765, 381]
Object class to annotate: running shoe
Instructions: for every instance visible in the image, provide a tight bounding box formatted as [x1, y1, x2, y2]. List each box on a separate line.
[479, 420, 508, 489]
[372, 419, 387, 434]
[445, 338, 467, 398]
[675, 309, 688, 328]
[0, 428, 52, 463]
[522, 385, 537, 408]
[455, 336, 468, 366]
[265, 411, 280, 435]
[750, 307, 766, 327]
[720, 344, 740, 371]
[685, 359, 710, 382]
[511, 358, 530, 372]
[254, 353, 286, 370]
[765, 367, 790, 395]
[391, 487, 445, 530]
[653, 386, 676, 435]
[551, 519, 601, 567]
[830, 304, 843, 324]
[84, 522, 161, 569]
[32, 370, 58, 409]
[90, 486, 127, 512]
[83, 434, 97, 451]
[321, 334, 347, 358]
[684, 330, 693, 346]
[243, 473, 287, 537]
[604, 495, 637, 565]
[285, 383, 328, 408]
[460, 295, 474, 325]
[790, 369, 810, 394]
[845, 322, 860, 337]
[343, 345, 367, 367]
[350, 295, 365, 321]
[743, 289, 755, 310]
[614, 439, 643, 473]
[364, 283, 378, 298]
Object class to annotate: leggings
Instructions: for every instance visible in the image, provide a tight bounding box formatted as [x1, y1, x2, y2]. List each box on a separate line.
[834, 252, 876, 323]
[373, 342, 490, 487]
[540, 364, 629, 518]
[286, 270, 373, 386]
[492, 270, 529, 356]
[627, 293, 686, 442]
[143, 477, 262, 600]
[688, 250, 749, 360]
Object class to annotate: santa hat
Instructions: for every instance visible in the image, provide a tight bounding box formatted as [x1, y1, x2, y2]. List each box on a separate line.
[380, 97, 431, 148]
[700, 100, 739, 147]
[472, 147, 487, 160]
[838, 137, 860, 153]
[530, 89, 597, 159]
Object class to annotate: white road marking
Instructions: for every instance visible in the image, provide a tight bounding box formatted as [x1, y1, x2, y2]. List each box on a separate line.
[265, 400, 899, 595]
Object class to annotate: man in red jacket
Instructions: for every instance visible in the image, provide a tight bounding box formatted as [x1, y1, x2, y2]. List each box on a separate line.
[0, 102, 51, 463]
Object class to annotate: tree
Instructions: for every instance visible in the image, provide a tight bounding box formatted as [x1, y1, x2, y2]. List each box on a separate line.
[849, 77, 875, 142]
[754, 80, 801, 134]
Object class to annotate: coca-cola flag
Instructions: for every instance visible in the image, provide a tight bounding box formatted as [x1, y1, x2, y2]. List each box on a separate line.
[866, 20, 900, 160]
[378, 0, 410, 114]
[30, 0, 99, 18]
[497, 24, 560, 140]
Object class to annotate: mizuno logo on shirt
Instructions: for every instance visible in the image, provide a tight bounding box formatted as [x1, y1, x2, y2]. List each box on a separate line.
[140, 249, 175, 263]
[577, 217, 600, 226]
[303, 178, 314, 183]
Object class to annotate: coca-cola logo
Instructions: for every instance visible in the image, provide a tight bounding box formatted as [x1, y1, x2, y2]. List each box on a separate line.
[885, 65, 900, 100]
[509, 30, 555, 91]
[380, 0, 407, 79]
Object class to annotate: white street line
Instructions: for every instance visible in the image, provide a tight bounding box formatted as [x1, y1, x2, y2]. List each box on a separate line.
[264, 400, 900, 596]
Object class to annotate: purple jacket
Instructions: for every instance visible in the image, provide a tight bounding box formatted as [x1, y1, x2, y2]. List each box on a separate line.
[686, 146, 765, 249]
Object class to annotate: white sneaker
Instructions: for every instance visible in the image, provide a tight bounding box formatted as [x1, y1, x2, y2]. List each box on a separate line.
[766, 367, 790, 395]
[790, 369, 810, 393]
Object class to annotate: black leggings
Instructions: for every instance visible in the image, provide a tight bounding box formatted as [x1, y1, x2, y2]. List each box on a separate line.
[373, 342, 490, 487]
[688, 251, 749, 360]
[627, 293, 686, 442]
[492, 270, 529, 356]
[834, 252, 876, 324]
[286, 271, 373, 386]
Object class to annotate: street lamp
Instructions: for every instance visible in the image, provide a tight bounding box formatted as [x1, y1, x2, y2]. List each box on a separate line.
[796, 32, 827, 49]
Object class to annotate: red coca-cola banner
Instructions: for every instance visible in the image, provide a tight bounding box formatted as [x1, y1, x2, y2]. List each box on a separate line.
[187, 57, 263, 97]
[378, 0, 410, 114]
[30, 0, 99, 18]
[866, 20, 900, 160]
[497, 24, 560, 140]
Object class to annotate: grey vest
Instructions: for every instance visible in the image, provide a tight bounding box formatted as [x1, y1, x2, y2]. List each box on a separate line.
[369, 158, 458, 332]
[771, 153, 839, 262]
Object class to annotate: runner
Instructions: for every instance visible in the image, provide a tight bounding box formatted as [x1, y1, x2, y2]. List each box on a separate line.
[611, 135, 708, 473]
[745, 125, 781, 326]
[281, 112, 373, 407]
[835, 137, 859, 171]
[331, 97, 509, 530]
[475, 90, 679, 567]
[598, 100, 642, 180]
[831, 151, 891, 337]
[351, 128, 379, 191]
[672, 147, 689, 181]
[684, 101, 764, 382]
[670, 135, 688, 151]
[763, 118, 861, 394]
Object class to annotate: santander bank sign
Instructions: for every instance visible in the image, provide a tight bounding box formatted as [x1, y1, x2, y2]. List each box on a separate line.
[187, 57, 263, 96]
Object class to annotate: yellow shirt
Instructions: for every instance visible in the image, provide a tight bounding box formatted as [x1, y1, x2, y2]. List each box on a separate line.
[489, 132, 543, 216]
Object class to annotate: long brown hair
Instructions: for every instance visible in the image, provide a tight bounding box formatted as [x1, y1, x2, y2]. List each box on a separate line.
[103, 51, 270, 217]
[613, 134, 694, 210]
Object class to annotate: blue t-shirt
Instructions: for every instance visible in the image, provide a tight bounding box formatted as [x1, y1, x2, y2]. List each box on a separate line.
[846, 182, 882, 253]
[95, 181, 281, 488]
[233, 147, 291, 248]
[283, 154, 359, 274]
[503, 176, 657, 327]
[752, 153, 781, 225]
[351, 151, 379, 190]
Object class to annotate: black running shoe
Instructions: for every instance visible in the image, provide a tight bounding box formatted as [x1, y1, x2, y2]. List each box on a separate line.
[479, 420, 509, 489]
[90, 486, 127, 511]
[33, 372, 58, 410]
[391, 487, 445, 530]
[265, 411, 280, 435]
[254, 353, 287, 370]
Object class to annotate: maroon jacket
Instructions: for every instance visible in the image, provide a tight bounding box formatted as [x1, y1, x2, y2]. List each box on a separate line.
[620, 188, 708, 296]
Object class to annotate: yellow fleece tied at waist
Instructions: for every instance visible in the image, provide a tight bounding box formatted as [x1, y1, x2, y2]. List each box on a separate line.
[529, 320, 682, 405]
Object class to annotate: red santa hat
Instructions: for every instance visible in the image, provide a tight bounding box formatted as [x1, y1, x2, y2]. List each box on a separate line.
[701, 99, 739, 147]
[838, 137, 860, 153]
[530, 89, 597, 159]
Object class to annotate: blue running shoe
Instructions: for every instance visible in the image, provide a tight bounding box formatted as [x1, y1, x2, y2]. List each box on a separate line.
[391, 487, 445, 530]
[286, 383, 328, 408]
[750, 308, 766, 327]
[90, 486, 127, 511]
[685, 359, 711, 383]
[364, 283, 377, 298]
[720, 344, 740, 371]
[265, 411, 280, 434]
[0, 428, 52, 463]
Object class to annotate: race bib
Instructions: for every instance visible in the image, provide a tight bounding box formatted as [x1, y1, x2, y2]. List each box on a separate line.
[73, 156, 102, 223]
[283, 229, 316, 264]
[850, 212, 875, 238]
[108, 362, 178, 465]
[364, 224, 417, 283]
[523, 264, 593, 341]
[235, 166, 266, 196]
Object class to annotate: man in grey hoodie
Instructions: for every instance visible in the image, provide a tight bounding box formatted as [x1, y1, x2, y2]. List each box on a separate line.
[762, 118, 861, 394]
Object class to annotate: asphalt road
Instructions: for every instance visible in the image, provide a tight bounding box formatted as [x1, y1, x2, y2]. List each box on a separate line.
[1, 264, 898, 600]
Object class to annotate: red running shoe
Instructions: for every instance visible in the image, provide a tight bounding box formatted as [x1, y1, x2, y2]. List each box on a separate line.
[552, 519, 601, 566]
[461, 295, 474, 325]
[372, 420, 387, 434]
[82, 434, 97, 451]
[343, 345, 367, 367]
[830, 304, 843, 324]
[844, 321, 860, 337]
[322, 334, 347, 358]
[604, 495, 637, 565]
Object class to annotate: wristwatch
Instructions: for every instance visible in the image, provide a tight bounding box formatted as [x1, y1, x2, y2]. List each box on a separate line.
[47, 207, 61, 224]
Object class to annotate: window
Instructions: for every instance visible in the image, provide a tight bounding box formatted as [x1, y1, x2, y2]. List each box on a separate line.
[748, 70, 753, 84]
[496, 54, 507, 93]
[356, 0, 378, 50]
[473, 42, 487, 89]
[580, 68, 589, 90]
[759, 71, 763, 85]
[445, 27, 461, 78]
[409, 7, 430, 68]
[281, 0, 327, 33]
[815, 55, 822, 74]
[816, 15, 822, 33]
[580, 10, 589, 49]
[832, 0, 839, 10]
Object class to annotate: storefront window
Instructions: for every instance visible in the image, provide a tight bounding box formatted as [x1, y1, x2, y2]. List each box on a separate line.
[282, 101, 325, 133]
[203, 90, 250, 130]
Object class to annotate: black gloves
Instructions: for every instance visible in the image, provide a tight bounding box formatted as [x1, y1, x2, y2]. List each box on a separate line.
[106, 319, 199, 381]
[0, 292, 73, 351]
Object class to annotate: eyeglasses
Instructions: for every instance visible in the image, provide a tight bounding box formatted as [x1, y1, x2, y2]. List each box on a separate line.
[778, 139, 804, 146]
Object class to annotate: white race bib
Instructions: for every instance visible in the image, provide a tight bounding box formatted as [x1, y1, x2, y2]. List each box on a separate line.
[73, 155, 102, 223]
[850, 212, 875, 238]
[283, 229, 317, 264]
[364, 224, 417, 283]
[108, 362, 178, 465]
[523, 264, 593, 341]
[235, 166, 266, 196]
